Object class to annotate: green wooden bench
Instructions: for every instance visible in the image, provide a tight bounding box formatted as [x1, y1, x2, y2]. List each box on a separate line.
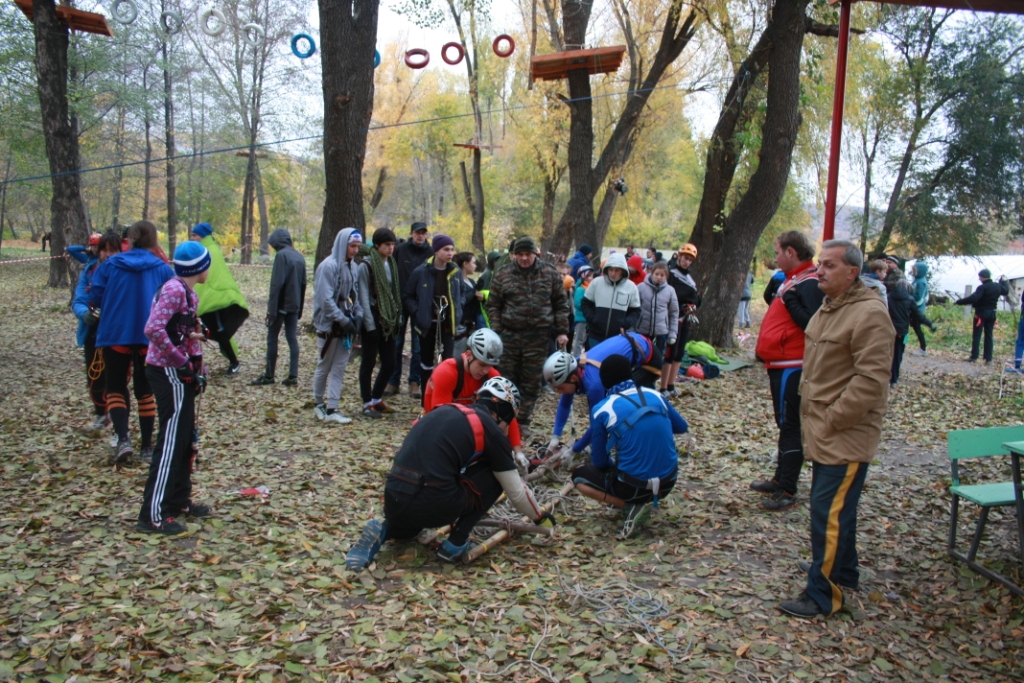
[947, 426, 1024, 596]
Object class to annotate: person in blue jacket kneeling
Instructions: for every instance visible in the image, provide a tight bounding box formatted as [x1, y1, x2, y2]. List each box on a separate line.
[571, 354, 689, 540]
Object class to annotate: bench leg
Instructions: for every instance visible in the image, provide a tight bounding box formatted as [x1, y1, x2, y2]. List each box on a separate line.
[967, 507, 990, 562]
[948, 495, 960, 553]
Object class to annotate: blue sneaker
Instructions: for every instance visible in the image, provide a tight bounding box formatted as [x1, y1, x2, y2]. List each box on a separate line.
[437, 539, 480, 564]
[345, 520, 388, 570]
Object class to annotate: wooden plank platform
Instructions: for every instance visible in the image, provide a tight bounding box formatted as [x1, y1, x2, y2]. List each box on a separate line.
[13, 0, 113, 36]
[453, 142, 503, 150]
[530, 45, 626, 83]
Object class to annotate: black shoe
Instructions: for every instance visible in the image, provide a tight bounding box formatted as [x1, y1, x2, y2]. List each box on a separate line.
[139, 446, 154, 465]
[281, 376, 299, 387]
[618, 502, 654, 539]
[778, 591, 823, 618]
[750, 479, 781, 494]
[362, 405, 384, 419]
[136, 517, 186, 535]
[182, 503, 211, 518]
[761, 489, 797, 511]
[223, 363, 241, 376]
[966, 357, 977, 363]
[797, 561, 859, 590]
[250, 374, 276, 386]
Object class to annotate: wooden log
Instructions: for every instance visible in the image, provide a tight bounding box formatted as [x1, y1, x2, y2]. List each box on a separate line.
[473, 519, 554, 536]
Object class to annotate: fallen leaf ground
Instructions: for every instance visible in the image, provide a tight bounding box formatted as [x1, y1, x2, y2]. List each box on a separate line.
[1, 259, 1023, 682]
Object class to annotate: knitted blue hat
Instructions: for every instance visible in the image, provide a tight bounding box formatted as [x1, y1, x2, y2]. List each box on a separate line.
[191, 222, 213, 239]
[174, 242, 211, 277]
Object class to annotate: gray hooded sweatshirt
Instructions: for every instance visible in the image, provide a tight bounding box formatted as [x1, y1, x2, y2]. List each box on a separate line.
[313, 227, 363, 333]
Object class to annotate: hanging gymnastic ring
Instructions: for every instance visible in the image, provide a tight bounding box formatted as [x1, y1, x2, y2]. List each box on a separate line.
[199, 7, 227, 37]
[111, 0, 137, 25]
[291, 33, 316, 59]
[442, 42, 464, 65]
[242, 23, 265, 47]
[405, 49, 429, 69]
[374, 50, 381, 68]
[161, 10, 183, 34]
[492, 34, 515, 58]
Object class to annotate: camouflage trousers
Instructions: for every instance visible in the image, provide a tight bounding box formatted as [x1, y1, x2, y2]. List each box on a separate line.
[496, 329, 550, 426]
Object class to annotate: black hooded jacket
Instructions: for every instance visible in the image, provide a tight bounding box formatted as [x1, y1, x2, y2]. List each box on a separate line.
[267, 228, 307, 319]
[395, 238, 434, 290]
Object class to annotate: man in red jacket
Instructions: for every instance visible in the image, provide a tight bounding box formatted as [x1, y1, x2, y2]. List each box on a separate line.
[751, 231, 825, 510]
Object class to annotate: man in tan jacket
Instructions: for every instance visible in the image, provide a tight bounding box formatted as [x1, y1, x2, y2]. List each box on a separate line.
[779, 240, 894, 619]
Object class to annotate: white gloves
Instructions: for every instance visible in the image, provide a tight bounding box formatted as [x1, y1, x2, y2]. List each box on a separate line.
[548, 435, 561, 451]
[667, 337, 676, 346]
[514, 450, 531, 477]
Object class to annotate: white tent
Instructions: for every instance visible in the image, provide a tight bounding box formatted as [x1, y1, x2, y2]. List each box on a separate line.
[906, 255, 1024, 310]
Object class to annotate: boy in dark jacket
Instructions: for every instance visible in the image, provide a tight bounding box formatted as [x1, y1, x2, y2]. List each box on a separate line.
[879, 261, 915, 385]
[387, 222, 434, 398]
[663, 244, 701, 397]
[252, 228, 306, 386]
[403, 234, 461, 403]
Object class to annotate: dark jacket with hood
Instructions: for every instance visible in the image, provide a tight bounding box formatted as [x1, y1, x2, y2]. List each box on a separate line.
[90, 248, 175, 347]
[957, 279, 1007, 317]
[404, 257, 462, 336]
[568, 249, 592, 280]
[666, 257, 701, 308]
[886, 277, 916, 337]
[267, 228, 307, 320]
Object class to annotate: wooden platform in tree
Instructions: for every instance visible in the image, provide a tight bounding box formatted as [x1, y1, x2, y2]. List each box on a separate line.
[530, 46, 626, 83]
[453, 142, 503, 150]
[13, 0, 113, 36]
[829, 0, 1024, 12]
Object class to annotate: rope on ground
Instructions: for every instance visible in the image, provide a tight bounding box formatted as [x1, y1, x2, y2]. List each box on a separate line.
[543, 566, 695, 662]
[453, 606, 560, 683]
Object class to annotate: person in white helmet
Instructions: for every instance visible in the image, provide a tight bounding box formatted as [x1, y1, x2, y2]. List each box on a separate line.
[345, 377, 555, 569]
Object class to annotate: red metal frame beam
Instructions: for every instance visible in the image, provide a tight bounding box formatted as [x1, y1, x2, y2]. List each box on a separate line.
[823, 0, 852, 242]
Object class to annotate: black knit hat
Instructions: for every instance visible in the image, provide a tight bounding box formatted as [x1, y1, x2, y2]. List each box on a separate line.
[599, 354, 633, 389]
[512, 235, 538, 254]
[372, 227, 397, 246]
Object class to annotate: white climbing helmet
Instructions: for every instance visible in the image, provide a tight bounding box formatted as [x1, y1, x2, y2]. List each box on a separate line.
[467, 328, 503, 365]
[543, 351, 578, 387]
[476, 376, 521, 416]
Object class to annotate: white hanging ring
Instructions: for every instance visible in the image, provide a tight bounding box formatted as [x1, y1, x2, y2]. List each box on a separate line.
[160, 10, 183, 34]
[242, 22, 264, 46]
[200, 7, 227, 37]
[111, 0, 137, 24]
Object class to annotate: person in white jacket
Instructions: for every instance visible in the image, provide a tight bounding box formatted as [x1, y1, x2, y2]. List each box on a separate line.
[581, 252, 641, 349]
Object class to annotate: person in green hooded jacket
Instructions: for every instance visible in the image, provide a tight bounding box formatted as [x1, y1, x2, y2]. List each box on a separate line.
[190, 222, 250, 374]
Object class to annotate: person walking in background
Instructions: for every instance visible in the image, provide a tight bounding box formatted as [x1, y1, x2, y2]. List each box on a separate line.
[137, 241, 213, 535]
[778, 240, 893, 619]
[357, 228, 402, 418]
[71, 231, 121, 432]
[311, 228, 363, 424]
[881, 261, 915, 386]
[487, 235, 569, 431]
[737, 269, 754, 327]
[387, 222, 433, 399]
[1011, 285, 1024, 372]
[89, 220, 175, 464]
[909, 262, 936, 356]
[190, 222, 249, 375]
[251, 229, 306, 387]
[955, 269, 1007, 364]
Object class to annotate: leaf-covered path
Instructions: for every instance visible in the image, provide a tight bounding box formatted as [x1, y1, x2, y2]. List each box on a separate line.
[1, 261, 1022, 682]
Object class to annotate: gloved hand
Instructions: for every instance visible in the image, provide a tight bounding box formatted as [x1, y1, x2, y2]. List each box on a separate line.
[265, 314, 276, 328]
[667, 337, 676, 346]
[535, 511, 557, 528]
[83, 308, 100, 326]
[548, 435, 561, 452]
[514, 451, 530, 477]
[177, 363, 207, 394]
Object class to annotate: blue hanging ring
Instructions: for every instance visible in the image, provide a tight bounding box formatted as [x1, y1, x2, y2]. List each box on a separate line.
[374, 50, 381, 68]
[291, 33, 316, 59]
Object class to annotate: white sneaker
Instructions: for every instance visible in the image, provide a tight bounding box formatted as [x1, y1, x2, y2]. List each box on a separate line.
[88, 414, 110, 433]
[314, 403, 328, 421]
[912, 349, 927, 356]
[324, 411, 352, 425]
[109, 433, 120, 448]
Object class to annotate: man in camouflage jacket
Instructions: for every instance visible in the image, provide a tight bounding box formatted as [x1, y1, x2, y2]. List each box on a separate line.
[486, 235, 569, 428]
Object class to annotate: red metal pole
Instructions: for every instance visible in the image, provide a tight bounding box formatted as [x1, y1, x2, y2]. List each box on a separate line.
[823, 0, 853, 242]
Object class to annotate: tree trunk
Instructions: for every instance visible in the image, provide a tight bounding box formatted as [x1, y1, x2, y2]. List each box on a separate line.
[689, 0, 810, 349]
[0, 155, 11, 254]
[143, 65, 152, 222]
[315, 0, 380, 265]
[254, 159, 270, 256]
[241, 151, 256, 264]
[368, 167, 387, 210]
[162, 30, 177, 255]
[554, 0, 697, 255]
[32, 0, 88, 288]
[111, 104, 126, 230]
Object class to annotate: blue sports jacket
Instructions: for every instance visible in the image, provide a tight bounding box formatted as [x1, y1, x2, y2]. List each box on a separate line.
[90, 249, 174, 347]
[590, 383, 688, 481]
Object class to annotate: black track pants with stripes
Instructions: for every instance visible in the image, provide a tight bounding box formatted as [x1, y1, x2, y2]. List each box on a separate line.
[140, 366, 196, 525]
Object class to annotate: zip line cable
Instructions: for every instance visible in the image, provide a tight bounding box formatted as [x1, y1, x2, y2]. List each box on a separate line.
[0, 80, 699, 189]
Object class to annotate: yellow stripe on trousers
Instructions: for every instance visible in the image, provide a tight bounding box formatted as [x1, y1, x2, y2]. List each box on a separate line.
[821, 462, 859, 615]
